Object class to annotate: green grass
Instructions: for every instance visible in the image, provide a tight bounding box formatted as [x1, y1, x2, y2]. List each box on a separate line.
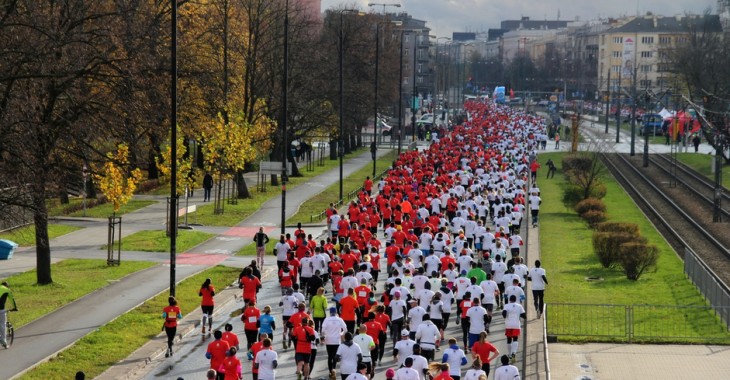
[676, 152, 730, 189]
[46, 199, 155, 218]
[287, 150, 397, 224]
[192, 147, 367, 227]
[539, 151, 730, 343]
[19, 265, 240, 380]
[0, 224, 81, 247]
[0, 259, 156, 329]
[105, 230, 215, 252]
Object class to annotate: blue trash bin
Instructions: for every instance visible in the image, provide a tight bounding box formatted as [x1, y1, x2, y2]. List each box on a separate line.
[0, 239, 18, 260]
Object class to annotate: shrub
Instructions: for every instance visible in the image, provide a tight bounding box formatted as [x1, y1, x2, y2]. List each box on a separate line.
[581, 210, 606, 228]
[595, 222, 640, 236]
[618, 242, 659, 280]
[561, 155, 592, 182]
[562, 184, 585, 209]
[575, 198, 607, 215]
[592, 231, 646, 268]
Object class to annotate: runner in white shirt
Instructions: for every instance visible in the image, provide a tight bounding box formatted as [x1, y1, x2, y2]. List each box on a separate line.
[408, 347, 429, 380]
[456, 251, 474, 274]
[491, 255, 508, 309]
[528, 259, 548, 318]
[408, 245, 424, 269]
[424, 254, 441, 278]
[414, 315, 440, 360]
[275, 236, 291, 269]
[494, 355, 521, 380]
[395, 358, 421, 380]
[419, 229, 434, 257]
[353, 326, 376, 374]
[454, 275, 471, 300]
[329, 214, 341, 238]
[441, 338, 468, 379]
[336, 332, 363, 379]
[254, 339, 279, 380]
[410, 270, 430, 293]
[502, 295, 526, 363]
[479, 274, 499, 331]
[321, 308, 347, 376]
[407, 301, 427, 336]
[504, 279, 526, 306]
[463, 358, 486, 380]
[344, 364, 369, 380]
[394, 331, 416, 366]
[465, 298, 488, 348]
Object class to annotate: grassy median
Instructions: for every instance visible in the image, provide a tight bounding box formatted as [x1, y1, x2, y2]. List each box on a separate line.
[19, 265, 240, 379]
[2, 259, 156, 329]
[103, 229, 215, 252]
[539, 151, 730, 343]
[0, 224, 81, 247]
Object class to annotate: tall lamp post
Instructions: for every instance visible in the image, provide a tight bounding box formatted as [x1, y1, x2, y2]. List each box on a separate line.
[339, 9, 361, 202]
[169, 0, 178, 297]
[281, 0, 289, 235]
[368, 3, 401, 145]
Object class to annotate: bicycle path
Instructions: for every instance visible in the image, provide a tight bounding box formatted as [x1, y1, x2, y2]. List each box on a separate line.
[0, 147, 392, 380]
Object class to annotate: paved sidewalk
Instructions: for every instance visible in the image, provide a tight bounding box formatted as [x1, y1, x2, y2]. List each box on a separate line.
[0, 147, 392, 380]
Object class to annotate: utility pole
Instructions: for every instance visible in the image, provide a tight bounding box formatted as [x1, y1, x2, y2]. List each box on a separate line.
[630, 66, 637, 156]
[605, 68, 611, 134]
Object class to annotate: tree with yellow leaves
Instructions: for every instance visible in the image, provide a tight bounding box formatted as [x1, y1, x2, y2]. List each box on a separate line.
[156, 126, 199, 197]
[201, 99, 275, 206]
[94, 144, 144, 214]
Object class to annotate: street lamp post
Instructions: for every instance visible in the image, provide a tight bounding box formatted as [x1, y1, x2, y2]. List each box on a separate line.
[339, 9, 360, 202]
[281, 0, 289, 235]
[169, 0, 178, 297]
[397, 30, 404, 156]
[412, 33, 417, 142]
[368, 3, 401, 147]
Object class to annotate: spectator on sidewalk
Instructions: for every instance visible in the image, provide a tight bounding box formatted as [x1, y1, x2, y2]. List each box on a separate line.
[203, 172, 213, 202]
[254, 227, 270, 268]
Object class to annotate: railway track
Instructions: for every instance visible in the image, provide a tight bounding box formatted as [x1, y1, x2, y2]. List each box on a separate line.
[650, 153, 730, 219]
[600, 152, 730, 290]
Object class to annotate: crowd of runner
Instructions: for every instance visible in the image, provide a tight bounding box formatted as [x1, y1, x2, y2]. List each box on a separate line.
[192, 100, 550, 380]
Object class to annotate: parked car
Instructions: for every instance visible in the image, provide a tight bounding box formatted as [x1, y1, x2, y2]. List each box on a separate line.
[640, 113, 665, 136]
[537, 99, 550, 107]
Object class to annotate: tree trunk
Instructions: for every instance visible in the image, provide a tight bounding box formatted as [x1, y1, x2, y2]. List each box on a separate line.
[330, 139, 337, 160]
[147, 134, 161, 180]
[33, 189, 52, 285]
[236, 170, 250, 199]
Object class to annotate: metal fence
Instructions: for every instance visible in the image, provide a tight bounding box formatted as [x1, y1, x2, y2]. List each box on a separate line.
[684, 247, 730, 327]
[546, 303, 730, 343]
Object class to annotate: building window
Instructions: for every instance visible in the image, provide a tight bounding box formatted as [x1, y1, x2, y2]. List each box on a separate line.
[612, 65, 621, 73]
[417, 76, 424, 85]
[659, 36, 671, 44]
[676, 36, 688, 44]
[612, 51, 622, 58]
[640, 64, 652, 72]
[404, 35, 410, 43]
[657, 78, 668, 88]
[403, 76, 409, 85]
[613, 36, 623, 44]
[641, 36, 654, 44]
[658, 50, 669, 59]
[640, 79, 652, 87]
[640, 51, 653, 58]
[404, 48, 409, 57]
[417, 63, 423, 73]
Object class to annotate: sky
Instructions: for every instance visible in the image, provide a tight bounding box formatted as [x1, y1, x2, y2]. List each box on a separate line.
[322, 0, 720, 37]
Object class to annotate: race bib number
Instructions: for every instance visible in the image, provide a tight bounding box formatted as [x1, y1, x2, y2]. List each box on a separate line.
[249, 316, 257, 323]
[464, 301, 471, 307]
[358, 291, 367, 297]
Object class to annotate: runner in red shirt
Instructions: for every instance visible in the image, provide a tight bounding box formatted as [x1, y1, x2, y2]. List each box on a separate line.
[222, 346, 242, 380]
[222, 323, 240, 351]
[199, 278, 215, 335]
[364, 177, 373, 195]
[339, 288, 360, 334]
[206, 330, 231, 375]
[292, 317, 316, 380]
[162, 296, 182, 357]
[241, 300, 261, 350]
[470, 331, 500, 376]
[239, 267, 262, 304]
[250, 334, 267, 380]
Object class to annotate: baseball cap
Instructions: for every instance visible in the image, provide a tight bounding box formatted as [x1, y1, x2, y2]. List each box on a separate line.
[394, 291, 401, 297]
[386, 369, 396, 378]
[401, 329, 409, 336]
[329, 307, 337, 314]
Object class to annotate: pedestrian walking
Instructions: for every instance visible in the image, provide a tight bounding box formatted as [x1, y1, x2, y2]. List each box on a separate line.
[546, 158, 556, 179]
[203, 172, 214, 202]
[554, 132, 560, 149]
